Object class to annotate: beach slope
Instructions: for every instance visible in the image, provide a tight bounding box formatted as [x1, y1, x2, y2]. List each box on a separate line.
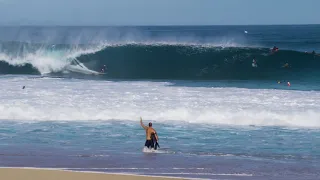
[0, 168, 184, 180]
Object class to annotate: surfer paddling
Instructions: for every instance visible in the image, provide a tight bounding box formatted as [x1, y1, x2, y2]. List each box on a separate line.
[140, 117, 159, 150]
[305, 50, 320, 57]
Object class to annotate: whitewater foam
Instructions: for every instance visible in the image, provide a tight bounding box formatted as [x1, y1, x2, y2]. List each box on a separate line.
[0, 43, 106, 74]
[101, 41, 249, 48]
[0, 76, 319, 128]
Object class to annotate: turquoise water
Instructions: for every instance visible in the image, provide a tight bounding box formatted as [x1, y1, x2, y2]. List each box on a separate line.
[1, 120, 319, 179]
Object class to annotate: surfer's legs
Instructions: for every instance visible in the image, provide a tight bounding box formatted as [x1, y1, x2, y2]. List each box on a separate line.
[154, 142, 159, 150]
[144, 140, 150, 148]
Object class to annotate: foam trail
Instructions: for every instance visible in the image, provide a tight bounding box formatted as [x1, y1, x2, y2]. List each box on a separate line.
[0, 77, 319, 128]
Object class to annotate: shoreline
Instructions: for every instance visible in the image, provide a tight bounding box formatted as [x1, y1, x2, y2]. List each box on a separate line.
[0, 167, 190, 180]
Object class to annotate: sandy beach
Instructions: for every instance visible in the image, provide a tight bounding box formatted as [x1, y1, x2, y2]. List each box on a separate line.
[0, 168, 185, 180]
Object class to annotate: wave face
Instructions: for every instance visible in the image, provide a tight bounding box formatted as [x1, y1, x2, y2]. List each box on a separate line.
[1, 25, 320, 80]
[1, 43, 320, 80]
[77, 44, 320, 80]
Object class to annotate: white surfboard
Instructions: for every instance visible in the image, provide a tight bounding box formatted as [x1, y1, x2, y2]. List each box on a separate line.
[66, 59, 105, 75]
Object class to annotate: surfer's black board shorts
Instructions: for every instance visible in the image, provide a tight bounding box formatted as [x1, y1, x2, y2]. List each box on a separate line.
[145, 140, 154, 149]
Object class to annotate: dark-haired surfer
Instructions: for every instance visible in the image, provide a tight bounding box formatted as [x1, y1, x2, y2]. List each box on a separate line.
[140, 117, 159, 150]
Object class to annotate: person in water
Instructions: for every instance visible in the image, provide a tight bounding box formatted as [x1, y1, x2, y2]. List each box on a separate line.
[140, 117, 159, 150]
[252, 57, 257, 67]
[100, 65, 106, 73]
[283, 63, 289, 68]
[271, 46, 279, 52]
[311, 50, 320, 57]
[305, 50, 320, 57]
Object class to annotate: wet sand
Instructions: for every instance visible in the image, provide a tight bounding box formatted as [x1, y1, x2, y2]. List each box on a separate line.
[0, 168, 185, 180]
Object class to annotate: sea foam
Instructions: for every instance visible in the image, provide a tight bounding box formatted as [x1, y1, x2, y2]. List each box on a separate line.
[0, 76, 319, 128]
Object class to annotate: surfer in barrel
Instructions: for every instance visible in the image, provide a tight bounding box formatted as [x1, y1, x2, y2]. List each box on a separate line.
[140, 117, 160, 150]
[100, 65, 107, 73]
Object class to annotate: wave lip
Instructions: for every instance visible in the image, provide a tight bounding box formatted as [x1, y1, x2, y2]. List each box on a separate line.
[0, 42, 106, 75]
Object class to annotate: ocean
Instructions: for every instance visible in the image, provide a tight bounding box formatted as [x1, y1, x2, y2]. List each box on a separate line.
[0, 25, 319, 180]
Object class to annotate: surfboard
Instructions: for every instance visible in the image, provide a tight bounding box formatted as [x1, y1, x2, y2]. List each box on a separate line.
[66, 65, 103, 75]
[66, 59, 105, 75]
[92, 72, 106, 76]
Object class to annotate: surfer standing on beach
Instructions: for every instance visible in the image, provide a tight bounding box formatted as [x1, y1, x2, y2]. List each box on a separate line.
[140, 117, 159, 150]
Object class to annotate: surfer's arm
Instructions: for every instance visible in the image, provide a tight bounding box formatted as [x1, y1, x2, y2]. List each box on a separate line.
[140, 117, 148, 130]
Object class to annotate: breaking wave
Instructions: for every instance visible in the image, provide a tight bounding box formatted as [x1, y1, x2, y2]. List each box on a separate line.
[0, 41, 319, 80]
